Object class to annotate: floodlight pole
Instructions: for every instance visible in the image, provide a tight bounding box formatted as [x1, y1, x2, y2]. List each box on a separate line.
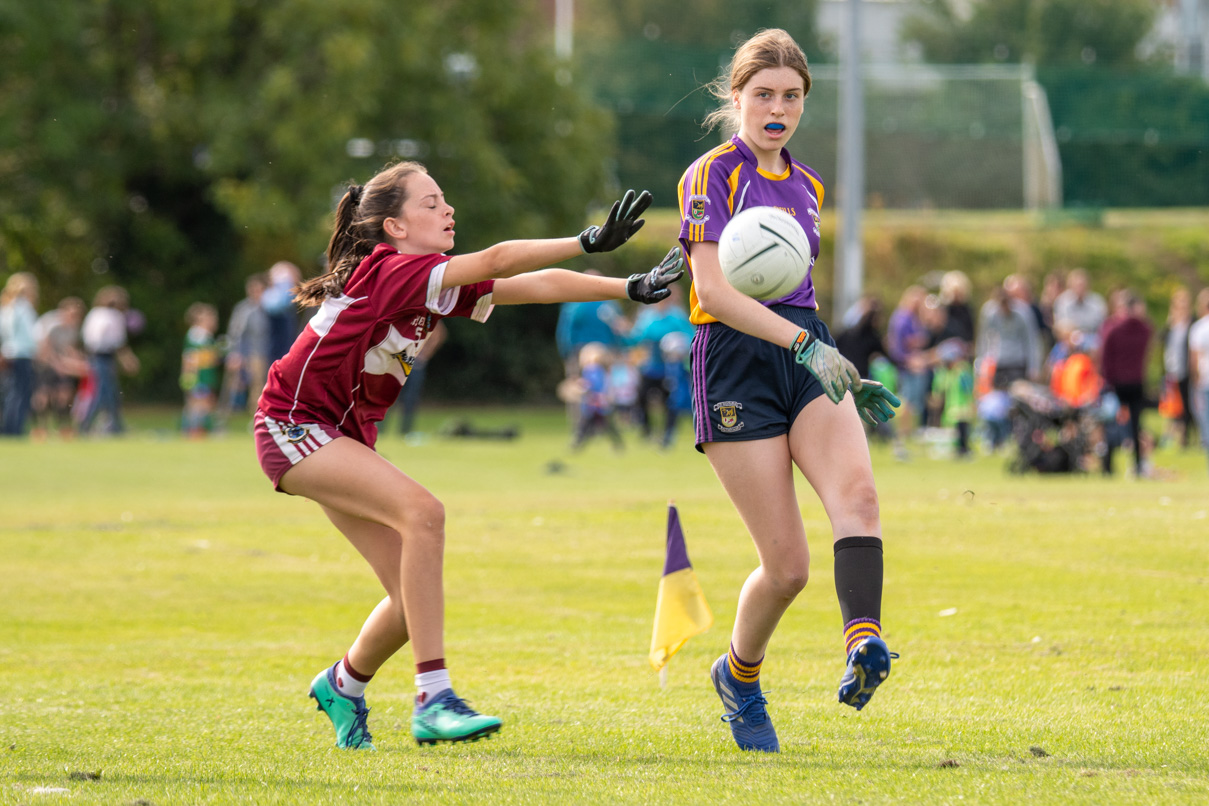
[555, 0, 574, 60]
[835, 0, 865, 321]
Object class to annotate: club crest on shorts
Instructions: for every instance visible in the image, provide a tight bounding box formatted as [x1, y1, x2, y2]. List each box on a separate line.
[688, 194, 709, 223]
[285, 424, 308, 444]
[713, 400, 744, 433]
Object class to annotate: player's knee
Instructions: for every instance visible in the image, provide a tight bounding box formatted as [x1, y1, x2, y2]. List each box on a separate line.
[397, 495, 446, 540]
[842, 478, 880, 523]
[767, 562, 809, 599]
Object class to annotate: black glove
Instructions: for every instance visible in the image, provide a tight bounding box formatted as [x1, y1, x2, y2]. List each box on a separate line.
[579, 189, 652, 253]
[626, 247, 685, 304]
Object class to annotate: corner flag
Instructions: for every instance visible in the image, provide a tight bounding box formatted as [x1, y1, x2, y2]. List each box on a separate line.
[649, 504, 712, 671]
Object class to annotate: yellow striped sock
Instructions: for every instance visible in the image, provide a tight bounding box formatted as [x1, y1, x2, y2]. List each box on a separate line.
[727, 644, 762, 685]
[844, 619, 881, 655]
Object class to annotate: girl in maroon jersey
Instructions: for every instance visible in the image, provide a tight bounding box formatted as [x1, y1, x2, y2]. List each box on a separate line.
[254, 160, 682, 749]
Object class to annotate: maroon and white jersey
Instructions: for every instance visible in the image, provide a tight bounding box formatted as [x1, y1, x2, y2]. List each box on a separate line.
[258, 243, 494, 447]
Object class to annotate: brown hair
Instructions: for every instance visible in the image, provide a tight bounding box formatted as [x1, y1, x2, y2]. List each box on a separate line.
[702, 29, 812, 134]
[295, 161, 429, 307]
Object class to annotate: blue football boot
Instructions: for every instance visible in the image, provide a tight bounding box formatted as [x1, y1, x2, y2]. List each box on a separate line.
[838, 636, 898, 711]
[710, 654, 779, 753]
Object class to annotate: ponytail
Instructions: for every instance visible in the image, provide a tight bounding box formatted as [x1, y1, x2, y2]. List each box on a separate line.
[294, 161, 429, 307]
[295, 186, 368, 307]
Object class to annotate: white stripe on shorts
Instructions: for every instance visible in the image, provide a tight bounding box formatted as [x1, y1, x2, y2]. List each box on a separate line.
[264, 414, 334, 465]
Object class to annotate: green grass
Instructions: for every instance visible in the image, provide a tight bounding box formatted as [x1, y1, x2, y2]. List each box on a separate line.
[2, 407, 1208, 804]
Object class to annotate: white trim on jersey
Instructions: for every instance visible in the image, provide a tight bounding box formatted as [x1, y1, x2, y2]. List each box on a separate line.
[336, 384, 360, 429]
[471, 293, 494, 323]
[289, 293, 365, 421]
[735, 181, 751, 214]
[426, 261, 459, 315]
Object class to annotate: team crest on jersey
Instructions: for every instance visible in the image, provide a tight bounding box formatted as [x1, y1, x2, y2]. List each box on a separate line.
[285, 424, 308, 444]
[391, 350, 416, 377]
[808, 209, 821, 237]
[688, 194, 709, 223]
[713, 400, 744, 433]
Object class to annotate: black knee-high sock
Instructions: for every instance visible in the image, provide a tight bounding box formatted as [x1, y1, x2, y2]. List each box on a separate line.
[834, 536, 883, 653]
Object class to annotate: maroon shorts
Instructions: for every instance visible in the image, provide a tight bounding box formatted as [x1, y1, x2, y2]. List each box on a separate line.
[253, 411, 344, 491]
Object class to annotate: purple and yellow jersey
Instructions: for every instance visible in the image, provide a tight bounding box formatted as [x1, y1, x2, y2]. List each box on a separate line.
[677, 135, 825, 325]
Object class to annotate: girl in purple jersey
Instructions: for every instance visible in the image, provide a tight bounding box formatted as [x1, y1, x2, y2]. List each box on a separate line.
[255, 160, 682, 750]
[675, 29, 900, 753]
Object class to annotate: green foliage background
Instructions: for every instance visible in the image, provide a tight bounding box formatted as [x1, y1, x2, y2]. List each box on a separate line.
[3, 0, 1209, 405]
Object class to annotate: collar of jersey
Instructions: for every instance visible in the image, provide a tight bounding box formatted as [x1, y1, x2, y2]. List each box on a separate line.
[731, 135, 793, 181]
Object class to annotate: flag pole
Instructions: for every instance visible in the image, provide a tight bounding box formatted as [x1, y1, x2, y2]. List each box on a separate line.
[660, 664, 668, 689]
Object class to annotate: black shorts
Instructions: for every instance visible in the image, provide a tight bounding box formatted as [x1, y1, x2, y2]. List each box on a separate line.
[690, 305, 833, 452]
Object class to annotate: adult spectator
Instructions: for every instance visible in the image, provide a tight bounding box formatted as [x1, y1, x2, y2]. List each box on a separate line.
[79, 285, 139, 435]
[220, 272, 271, 415]
[976, 283, 1042, 390]
[262, 261, 303, 363]
[1160, 287, 1195, 448]
[886, 285, 930, 437]
[936, 270, 975, 352]
[1005, 273, 1053, 354]
[1053, 268, 1107, 342]
[0, 272, 40, 436]
[1098, 289, 1153, 477]
[1184, 289, 1209, 467]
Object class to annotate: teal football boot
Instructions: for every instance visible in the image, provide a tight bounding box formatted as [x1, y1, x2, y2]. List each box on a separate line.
[308, 664, 375, 750]
[412, 689, 502, 745]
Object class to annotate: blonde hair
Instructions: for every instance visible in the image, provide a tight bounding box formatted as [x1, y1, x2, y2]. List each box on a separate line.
[702, 29, 812, 134]
[295, 161, 429, 307]
[1, 272, 38, 305]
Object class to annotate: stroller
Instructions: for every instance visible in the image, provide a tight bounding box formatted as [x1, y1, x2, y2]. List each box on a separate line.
[1006, 381, 1099, 474]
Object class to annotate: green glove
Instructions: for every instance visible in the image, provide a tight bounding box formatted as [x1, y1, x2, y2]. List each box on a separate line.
[790, 329, 860, 404]
[850, 379, 901, 425]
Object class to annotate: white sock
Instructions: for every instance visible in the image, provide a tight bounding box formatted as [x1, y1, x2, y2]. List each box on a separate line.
[415, 669, 452, 705]
[335, 658, 369, 698]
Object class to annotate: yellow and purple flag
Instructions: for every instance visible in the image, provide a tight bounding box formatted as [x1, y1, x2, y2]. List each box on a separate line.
[649, 504, 712, 671]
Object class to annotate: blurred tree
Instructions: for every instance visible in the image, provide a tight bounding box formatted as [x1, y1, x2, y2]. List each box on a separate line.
[0, 0, 614, 401]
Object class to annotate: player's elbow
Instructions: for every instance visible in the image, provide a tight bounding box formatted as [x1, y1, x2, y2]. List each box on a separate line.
[694, 279, 729, 318]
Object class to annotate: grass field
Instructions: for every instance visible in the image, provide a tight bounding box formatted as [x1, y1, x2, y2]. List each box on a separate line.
[2, 406, 1207, 804]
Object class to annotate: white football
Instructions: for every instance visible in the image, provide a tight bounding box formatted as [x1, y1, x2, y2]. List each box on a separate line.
[717, 206, 811, 300]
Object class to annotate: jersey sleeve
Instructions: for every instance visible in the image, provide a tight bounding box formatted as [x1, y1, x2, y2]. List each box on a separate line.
[425, 261, 495, 323]
[678, 152, 740, 245]
[372, 253, 494, 324]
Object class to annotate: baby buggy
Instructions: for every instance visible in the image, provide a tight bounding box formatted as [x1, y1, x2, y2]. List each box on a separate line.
[1006, 381, 1099, 474]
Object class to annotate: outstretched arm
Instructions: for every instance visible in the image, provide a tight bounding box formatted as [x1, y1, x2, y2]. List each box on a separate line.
[441, 190, 652, 290]
[494, 247, 684, 306]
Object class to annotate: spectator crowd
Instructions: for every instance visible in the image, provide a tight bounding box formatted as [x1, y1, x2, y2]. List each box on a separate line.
[4, 263, 1209, 479]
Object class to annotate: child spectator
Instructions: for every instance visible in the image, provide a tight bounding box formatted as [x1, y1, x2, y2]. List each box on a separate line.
[659, 331, 692, 449]
[181, 303, 222, 438]
[31, 297, 88, 439]
[571, 342, 623, 452]
[930, 339, 975, 457]
[608, 346, 641, 427]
